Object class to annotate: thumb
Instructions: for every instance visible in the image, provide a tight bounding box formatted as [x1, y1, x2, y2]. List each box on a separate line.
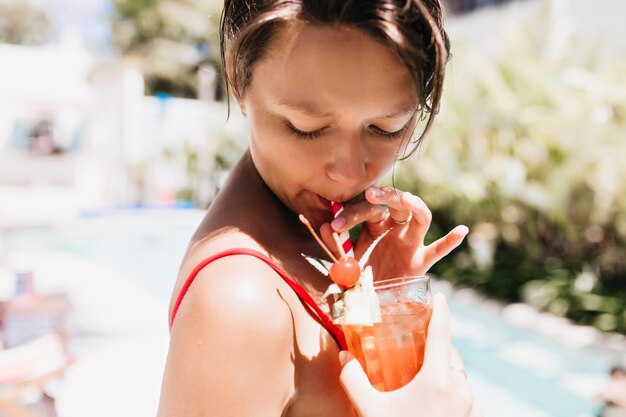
[422, 292, 451, 375]
[339, 351, 379, 414]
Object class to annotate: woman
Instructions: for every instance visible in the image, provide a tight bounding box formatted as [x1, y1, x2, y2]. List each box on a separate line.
[158, 0, 479, 416]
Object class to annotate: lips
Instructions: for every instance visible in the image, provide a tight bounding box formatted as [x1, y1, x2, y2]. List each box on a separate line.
[321, 191, 365, 206]
[316, 194, 333, 209]
[309, 189, 367, 214]
[304, 191, 363, 227]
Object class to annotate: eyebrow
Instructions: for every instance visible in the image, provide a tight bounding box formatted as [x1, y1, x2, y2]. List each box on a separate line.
[275, 99, 417, 120]
[276, 99, 333, 118]
[378, 106, 417, 119]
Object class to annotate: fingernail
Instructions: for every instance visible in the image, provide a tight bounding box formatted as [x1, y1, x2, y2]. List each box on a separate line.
[339, 350, 352, 366]
[370, 187, 383, 198]
[458, 225, 469, 236]
[331, 217, 345, 230]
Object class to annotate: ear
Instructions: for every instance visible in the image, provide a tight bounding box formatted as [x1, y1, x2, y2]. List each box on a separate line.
[224, 49, 246, 113]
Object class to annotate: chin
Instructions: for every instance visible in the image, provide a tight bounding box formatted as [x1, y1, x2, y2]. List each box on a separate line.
[303, 208, 334, 229]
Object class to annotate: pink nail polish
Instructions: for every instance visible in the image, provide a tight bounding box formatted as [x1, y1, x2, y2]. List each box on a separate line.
[371, 187, 383, 198]
[331, 217, 345, 229]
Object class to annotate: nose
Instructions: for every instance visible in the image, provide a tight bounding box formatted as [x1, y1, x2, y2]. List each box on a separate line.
[326, 133, 367, 186]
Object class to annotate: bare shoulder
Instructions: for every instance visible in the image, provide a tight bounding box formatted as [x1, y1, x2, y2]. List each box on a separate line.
[169, 230, 266, 319]
[159, 251, 297, 416]
[171, 249, 294, 340]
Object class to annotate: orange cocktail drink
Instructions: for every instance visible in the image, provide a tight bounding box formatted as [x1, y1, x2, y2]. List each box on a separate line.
[341, 276, 432, 392]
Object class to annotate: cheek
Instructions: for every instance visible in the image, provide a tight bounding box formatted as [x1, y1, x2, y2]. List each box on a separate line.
[247, 109, 284, 160]
[365, 142, 401, 176]
[248, 112, 321, 176]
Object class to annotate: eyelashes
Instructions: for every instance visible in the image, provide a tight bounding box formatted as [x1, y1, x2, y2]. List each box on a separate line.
[369, 125, 408, 141]
[285, 122, 324, 140]
[284, 122, 408, 141]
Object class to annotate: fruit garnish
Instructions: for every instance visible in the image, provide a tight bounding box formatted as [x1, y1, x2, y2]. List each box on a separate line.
[299, 214, 390, 326]
[329, 257, 361, 288]
[329, 232, 360, 288]
[328, 265, 381, 326]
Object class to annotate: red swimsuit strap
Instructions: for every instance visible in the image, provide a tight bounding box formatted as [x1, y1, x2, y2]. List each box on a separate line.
[170, 248, 347, 350]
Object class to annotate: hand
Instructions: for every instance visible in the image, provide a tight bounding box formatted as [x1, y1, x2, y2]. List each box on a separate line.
[321, 186, 468, 279]
[339, 294, 482, 417]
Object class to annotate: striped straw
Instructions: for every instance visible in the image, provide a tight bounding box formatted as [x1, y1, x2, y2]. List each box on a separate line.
[331, 202, 355, 258]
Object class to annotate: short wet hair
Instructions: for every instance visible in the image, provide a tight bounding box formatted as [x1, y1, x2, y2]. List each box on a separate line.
[220, 0, 451, 157]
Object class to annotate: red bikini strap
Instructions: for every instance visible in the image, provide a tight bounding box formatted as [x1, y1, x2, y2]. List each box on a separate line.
[170, 248, 347, 350]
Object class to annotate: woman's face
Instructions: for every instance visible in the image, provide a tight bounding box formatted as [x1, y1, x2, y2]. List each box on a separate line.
[239, 23, 417, 226]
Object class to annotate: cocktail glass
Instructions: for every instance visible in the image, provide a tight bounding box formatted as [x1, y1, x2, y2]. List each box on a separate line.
[341, 276, 432, 391]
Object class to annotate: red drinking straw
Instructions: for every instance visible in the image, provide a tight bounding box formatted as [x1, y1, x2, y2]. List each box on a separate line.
[331, 202, 355, 258]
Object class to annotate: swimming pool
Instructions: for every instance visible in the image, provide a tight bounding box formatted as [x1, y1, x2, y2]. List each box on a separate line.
[3, 209, 613, 417]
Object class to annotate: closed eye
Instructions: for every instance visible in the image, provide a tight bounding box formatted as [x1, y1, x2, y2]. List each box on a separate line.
[370, 125, 409, 140]
[285, 121, 409, 141]
[285, 122, 324, 140]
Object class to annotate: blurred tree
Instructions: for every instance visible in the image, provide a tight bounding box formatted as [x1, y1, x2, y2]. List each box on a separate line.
[110, 0, 223, 98]
[0, 3, 53, 45]
[395, 0, 626, 333]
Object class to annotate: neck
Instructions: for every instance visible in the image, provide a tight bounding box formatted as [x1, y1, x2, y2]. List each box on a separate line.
[192, 149, 332, 296]
[207, 150, 322, 254]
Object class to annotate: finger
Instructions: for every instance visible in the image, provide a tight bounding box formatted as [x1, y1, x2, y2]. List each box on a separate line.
[421, 225, 469, 270]
[452, 381, 475, 417]
[449, 366, 469, 381]
[339, 352, 380, 414]
[460, 385, 481, 417]
[422, 293, 452, 377]
[339, 350, 355, 366]
[470, 403, 484, 417]
[365, 186, 411, 224]
[450, 347, 466, 371]
[399, 192, 433, 243]
[330, 199, 388, 234]
[320, 222, 342, 260]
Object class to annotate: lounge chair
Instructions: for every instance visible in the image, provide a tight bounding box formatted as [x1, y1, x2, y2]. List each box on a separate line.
[0, 333, 74, 417]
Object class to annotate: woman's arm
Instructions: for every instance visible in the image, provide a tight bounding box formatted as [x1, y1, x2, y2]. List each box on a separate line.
[157, 255, 296, 417]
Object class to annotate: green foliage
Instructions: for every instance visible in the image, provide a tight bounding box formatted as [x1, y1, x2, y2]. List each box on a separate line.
[163, 115, 248, 207]
[110, 0, 223, 97]
[396, 7, 626, 333]
[0, 3, 53, 45]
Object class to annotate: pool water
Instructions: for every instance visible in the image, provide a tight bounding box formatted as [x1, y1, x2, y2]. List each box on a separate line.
[450, 300, 609, 417]
[4, 213, 195, 304]
[4, 210, 613, 417]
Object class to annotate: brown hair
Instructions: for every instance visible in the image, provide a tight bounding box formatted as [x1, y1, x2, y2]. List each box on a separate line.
[220, 0, 450, 157]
